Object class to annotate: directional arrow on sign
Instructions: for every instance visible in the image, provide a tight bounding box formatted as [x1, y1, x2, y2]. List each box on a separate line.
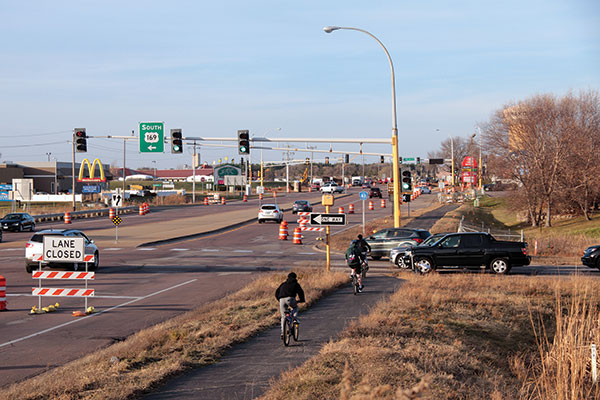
[309, 213, 346, 226]
[148, 145, 156, 151]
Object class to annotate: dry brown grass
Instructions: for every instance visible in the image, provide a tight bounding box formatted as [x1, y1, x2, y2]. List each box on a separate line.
[258, 274, 600, 400]
[1, 269, 347, 400]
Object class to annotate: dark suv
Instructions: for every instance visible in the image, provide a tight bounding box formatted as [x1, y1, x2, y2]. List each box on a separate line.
[365, 228, 431, 260]
[369, 187, 382, 198]
[292, 200, 313, 214]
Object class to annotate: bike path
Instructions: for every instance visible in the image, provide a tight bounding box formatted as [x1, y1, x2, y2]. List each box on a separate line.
[144, 275, 401, 400]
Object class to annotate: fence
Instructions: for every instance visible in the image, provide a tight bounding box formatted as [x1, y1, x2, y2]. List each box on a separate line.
[458, 216, 524, 242]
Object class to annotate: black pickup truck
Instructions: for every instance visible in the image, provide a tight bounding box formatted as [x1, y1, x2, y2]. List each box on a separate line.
[405, 232, 530, 275]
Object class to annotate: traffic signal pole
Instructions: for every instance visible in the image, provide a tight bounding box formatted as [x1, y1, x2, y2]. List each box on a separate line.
[72, 134, 76, 211]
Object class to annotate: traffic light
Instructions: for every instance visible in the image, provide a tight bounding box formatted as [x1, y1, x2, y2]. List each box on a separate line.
[74, 128, 87, 153]
[345, 154, 349, 163]
[402, 170, 412, 192]
[171, 129, 183, 153]
[325, 156, 329, 165]
[237, 130, 250, 155]
[305, 157, 310, 165]
[380, 155, 385, 163]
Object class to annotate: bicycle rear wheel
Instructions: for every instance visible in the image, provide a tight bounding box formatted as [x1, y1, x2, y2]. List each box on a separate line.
[292, 320, 299, 341]
[283, 318, 291, 346]
[353, 275, 359, 295]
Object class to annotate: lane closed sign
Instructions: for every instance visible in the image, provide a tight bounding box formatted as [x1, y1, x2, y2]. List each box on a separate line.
[43, 236, 85, 262]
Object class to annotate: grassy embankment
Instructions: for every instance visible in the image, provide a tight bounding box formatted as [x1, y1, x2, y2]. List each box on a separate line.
[2, 269, 347, 400]
[258, 274, 600, 400]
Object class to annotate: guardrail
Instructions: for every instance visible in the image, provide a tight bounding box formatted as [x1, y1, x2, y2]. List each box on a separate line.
[32, 206, 139, 223]
[458, 216, 524, 242]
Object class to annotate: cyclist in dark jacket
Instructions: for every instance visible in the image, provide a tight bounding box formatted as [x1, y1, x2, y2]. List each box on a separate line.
[275, 272, 305, 337]
[345, 240, 365, 291]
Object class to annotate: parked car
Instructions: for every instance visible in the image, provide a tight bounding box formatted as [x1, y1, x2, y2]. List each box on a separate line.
[292, 200, 313, 214]
[582, 245, 600, 269]
[406, 232, 530, 275]
[320, 182, 344, 193]
[25, 229, 99, 273]
[365, 228, 431, 260]
[369, 187, 382, 198]
[258, 204, 283, 223]
[1, 213, 36, 232]
[389, 233, 447, 268]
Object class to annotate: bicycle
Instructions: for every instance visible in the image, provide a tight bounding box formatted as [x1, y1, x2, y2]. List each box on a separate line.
[282, 306, 299, 346]
[351, 272, 360, 295]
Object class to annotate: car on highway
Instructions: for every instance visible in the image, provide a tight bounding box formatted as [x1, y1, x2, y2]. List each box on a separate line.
[292, 200, 313, 214]
[320, 182, 344, 193]
[25, 229, 99, 273]
[582, 245, 600, 269]
[0, 229, 3, 242]
[369, 187, 382, 198]
[1, 212, 36, 232]
[419, 186, 432, 194]
[389, 233, 447, 268]
[365, 228, 431, 260]
[258, 204, 283, 223]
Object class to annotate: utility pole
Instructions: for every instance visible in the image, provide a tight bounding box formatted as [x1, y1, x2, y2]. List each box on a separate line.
[71, 136, 76, 211]
[192, 140, 197, 203]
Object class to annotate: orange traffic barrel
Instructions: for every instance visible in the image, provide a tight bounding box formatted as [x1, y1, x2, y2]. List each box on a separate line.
[139, 205, 144, 215]
[279, 221, 288, 240]
[348, 204, 354, 214]
[273, 191, 277, 198]
[292, 227, 302, 245]
[338, 206, 345, 214]
[109, 208, 116, 219]
[221, 197, 226, 205]
[258, 193, 263, 200]
[308, 186, 312, 193]
[0, 275, 6, 311]
[144, 202, 150, 214]
[204, 197, 209, 205]
[64, 212, 71, 224]
[381, 199, 386, 208]
[243, 194, 248, 202]
[368, 201, 374, 211]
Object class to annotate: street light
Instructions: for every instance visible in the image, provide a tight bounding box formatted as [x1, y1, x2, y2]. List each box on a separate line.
[323, 26, 401, 227]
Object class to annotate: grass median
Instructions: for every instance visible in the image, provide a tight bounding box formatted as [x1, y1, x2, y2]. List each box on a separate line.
[2, 268, 347, 400]
[258, 273, 600, 400]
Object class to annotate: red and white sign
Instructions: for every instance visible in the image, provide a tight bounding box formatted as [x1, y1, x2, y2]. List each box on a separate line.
[300, 227, 325, 232]
[32, 271, 95, 280]
[32, 288, 95, 297]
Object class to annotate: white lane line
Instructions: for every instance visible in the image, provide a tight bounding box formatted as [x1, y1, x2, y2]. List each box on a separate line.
[232, 250, 253, 253]
[298, 252, 316, 255]
[0, 279, 197, 349]
[217, 272, 253, 276]
[137, 248, 156, 251]
[0, 248, 21, 252]
[265, 251, 283, 254]
[103, 248, 123, 251]
[170, 248, 189, 252]
[201, 249, 219, 252]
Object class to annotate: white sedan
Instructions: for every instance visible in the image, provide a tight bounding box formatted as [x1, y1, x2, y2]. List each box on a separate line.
[258, 204, 283, 223]
[25, 229, 100, 273]
[320, 182, 344, 193]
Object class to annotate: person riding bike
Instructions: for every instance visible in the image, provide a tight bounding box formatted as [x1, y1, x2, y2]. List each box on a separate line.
[345, 240, 365, 292]
[275, 272, 305, 339]
[356, 234, 371, 269]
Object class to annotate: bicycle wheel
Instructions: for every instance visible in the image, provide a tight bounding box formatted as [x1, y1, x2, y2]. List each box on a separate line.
[353, 275, 359, 295]
[283, 318, 291, 346]
[292, 320, 299, 341]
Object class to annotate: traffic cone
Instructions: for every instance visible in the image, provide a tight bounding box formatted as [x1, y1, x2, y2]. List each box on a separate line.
[273, 191, 277, 198]
[292, 227, 302, 245]
[204, 197, 209, 205]
[259, 193, 263, 200]
[221, 197, 226, 205]
[243, 194, 248, 202]
[338, 206, 345, 214]
[279, 221, 288, 240]
[308, 186, 312, 193]
[381, 199, 386, 208]
[348, 204, 354, 214]
[0, 275, 6, 311]
[109, 208, 116, 219]
[64, 212, 71, 224]
[368, 201, 374, 211]
[144, 202, 149, 214]
[139, 205, 144, 215]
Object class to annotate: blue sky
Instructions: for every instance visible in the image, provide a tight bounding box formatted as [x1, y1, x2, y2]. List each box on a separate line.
[1, 0, 598, 169]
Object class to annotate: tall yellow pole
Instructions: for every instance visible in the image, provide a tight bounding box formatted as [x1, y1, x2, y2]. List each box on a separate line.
[326, 205, 330, 271]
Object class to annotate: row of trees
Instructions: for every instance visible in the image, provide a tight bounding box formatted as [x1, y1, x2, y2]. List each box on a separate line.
[482, 90, 600, 227]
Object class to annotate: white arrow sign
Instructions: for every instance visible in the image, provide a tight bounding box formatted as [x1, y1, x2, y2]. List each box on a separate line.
[148, 145, 156, 151]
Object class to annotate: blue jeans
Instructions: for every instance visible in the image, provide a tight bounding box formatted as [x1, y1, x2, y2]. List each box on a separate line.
[279, 297, 298, 333]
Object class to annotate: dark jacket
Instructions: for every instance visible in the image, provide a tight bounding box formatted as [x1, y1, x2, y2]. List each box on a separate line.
[358, 238, 371, 253]
[345, 245, 363, 268]
[275, 277, 305, 302]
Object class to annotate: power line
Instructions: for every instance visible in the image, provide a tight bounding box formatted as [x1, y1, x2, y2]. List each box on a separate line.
[0, 130, 71, 138]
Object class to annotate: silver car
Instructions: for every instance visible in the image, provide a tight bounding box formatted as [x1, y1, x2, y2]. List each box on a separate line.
[258, 204, 283, 223]
[25, 229, 99, 273]
[389, 233, 447, 268]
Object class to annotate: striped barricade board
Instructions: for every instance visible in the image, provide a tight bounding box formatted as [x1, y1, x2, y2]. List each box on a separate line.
[32, 288, 95, 297]
[300, 227, 325, 232]
[32, 271, 95, 280]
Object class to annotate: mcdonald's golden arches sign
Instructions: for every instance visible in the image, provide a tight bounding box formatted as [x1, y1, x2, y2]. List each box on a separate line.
[78, 158, 106, 182]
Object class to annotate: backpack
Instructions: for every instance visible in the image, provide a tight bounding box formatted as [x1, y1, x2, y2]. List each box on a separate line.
[345, 246, 360, 267]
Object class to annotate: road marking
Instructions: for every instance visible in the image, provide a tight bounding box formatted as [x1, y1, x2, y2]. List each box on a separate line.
[298, 252, 316, 255]
[0, 279, 197, 349]
[0, 248, 21, 252]
[265, 251, 283, 254]
[104, 248, 123, 251]
[232, 250, 253, 253]
[217, 272, 253, 276]
[201, 249, 219, 252]
[170, 248, 189, 252]
[137, 248, 156, 251]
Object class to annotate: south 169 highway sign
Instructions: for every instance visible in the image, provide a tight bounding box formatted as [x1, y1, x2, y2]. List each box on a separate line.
[139, 122, 164, 153]
[309, 213, 346, 226]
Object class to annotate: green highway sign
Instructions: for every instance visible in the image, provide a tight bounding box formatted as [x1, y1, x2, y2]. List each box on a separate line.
[139, 122, 164, 153]
[401, 157, 415, 163]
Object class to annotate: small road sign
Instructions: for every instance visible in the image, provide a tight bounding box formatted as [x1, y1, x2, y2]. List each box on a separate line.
[43, 236, 85, 262]
[111, 216, 122, 226]
[309, 213, 346, 226]
[139, 122, 165, 153]
[359, 191, 368, 200]
[111, 194, 123, 208]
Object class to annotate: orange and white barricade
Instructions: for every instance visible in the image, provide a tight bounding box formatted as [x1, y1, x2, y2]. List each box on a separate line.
[243, 194, 248, 202]
[221, 197, 226, 205]
[338, 206, 344, 214]
[109, 208, 116, 219]
[300, 227, 325, 232]
[139, 205, 145, 215]
[204, 197, 209, 205]
[292, 227, 302, 245]
[0, 275, 6, 311]
[381, 199, 386, 208]
[259, 193, 264, 200]
[368, 201, 374, 211]
[348, 204, 354, 214]
[279, 221, 289, 240]
[64, 212, 71, 224]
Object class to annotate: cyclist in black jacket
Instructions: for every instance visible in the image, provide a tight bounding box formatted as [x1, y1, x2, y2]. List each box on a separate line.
[275, 272, 305, 338]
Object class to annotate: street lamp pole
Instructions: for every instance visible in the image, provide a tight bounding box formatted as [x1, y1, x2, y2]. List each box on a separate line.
[324, 26, 401, 227]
